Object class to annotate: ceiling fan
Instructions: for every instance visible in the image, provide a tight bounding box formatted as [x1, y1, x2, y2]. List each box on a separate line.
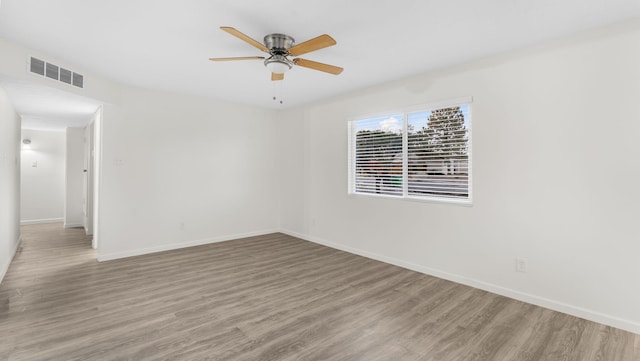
[210, 27, 343, 81]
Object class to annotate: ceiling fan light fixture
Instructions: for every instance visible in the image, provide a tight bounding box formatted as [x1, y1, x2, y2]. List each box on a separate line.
[264, 55, 293, 74]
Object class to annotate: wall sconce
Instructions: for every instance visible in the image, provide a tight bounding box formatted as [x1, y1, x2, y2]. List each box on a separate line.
[22, 139, 32, 150]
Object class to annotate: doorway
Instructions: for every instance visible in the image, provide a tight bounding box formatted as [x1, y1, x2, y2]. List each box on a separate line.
[1, 77, 103, 256]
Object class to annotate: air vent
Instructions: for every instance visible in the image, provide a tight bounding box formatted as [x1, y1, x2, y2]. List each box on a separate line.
[45, 63, 59, 80]
[72, 73, 83, 88]
[29, 57, 84, 89]
[60, 68, 72, 84]
[30, 58, 45, 76]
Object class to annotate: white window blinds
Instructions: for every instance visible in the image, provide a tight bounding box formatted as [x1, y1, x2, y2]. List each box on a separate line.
[351, 114, 404, 196]
[349, 101, 471, 204]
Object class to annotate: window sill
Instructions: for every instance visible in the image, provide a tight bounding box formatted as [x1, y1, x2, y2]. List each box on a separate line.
[348, 191, 473, 207]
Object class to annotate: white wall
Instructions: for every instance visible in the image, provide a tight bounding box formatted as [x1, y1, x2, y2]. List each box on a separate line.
[278, 23, 640, 333]
[0, 87, 21, 284]
[0, 37, 282, 262]
[97, 87, 280, 260]
[0, 38, 121, 106]
[20, 129, 65, 223]
[278, 108, 306, 232]
[65, 127, 84, 228]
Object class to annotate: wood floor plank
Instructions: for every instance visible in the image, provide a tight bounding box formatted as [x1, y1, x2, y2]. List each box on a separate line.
[0, 223, 637, 360]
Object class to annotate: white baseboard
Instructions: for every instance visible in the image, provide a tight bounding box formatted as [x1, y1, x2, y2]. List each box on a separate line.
[279, 229, 640, 335]
[97, 228, 280, 262]
[0, 236, 21, 285]
[64, 223, 84, 229]
[20, 218, 63, 225]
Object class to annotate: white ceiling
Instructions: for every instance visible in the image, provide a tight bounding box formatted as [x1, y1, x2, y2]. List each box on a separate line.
[1, 0, 640, 112]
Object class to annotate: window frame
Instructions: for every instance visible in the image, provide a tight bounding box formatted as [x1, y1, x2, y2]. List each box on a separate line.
[348, 97, 473, 206]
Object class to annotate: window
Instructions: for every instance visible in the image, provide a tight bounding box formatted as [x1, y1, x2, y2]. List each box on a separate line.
[348, 99, 472, 204]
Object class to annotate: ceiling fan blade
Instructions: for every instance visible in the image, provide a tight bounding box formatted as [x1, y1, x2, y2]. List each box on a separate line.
[293, 58, 343, 75]
[220, 26, 269, 52]
[271, 73, 284, 81]
[209, 56, 265, 62]
[288, 34, 336, 56]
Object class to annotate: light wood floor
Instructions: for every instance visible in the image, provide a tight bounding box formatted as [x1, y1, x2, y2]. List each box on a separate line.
[0, 224, 638, 360]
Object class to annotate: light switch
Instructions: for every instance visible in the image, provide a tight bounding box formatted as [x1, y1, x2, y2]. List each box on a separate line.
[32, 161, 38, 167]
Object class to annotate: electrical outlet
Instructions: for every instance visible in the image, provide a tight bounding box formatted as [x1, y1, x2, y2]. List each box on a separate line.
[516, 257, 528, 273]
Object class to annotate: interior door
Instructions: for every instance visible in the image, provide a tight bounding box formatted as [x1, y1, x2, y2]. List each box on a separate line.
[83, 121, 94, 237]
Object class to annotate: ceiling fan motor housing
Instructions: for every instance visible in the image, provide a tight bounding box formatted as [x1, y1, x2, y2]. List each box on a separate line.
[264, 33, 295, 54]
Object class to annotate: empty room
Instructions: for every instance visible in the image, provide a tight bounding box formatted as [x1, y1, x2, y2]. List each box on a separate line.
[0, 0, 639, 360]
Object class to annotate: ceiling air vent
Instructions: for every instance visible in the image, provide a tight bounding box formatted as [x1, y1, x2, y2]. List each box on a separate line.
[29, 57, 84, 89]
[30, 57, 45, 76]
[45, 63, 59, 80]
[72, 73, 83, 88]
[59, 68, 72, 84]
